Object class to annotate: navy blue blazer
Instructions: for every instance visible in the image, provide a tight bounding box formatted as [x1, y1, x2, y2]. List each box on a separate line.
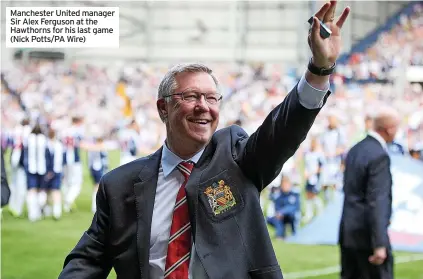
[59, 85, 329, 279]
[339, 135, 392, 251]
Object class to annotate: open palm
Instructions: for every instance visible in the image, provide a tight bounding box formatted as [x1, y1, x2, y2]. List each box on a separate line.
[308, 1, 351, 68]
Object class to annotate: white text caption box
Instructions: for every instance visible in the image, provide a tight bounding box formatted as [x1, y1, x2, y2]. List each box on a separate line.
[6, 7, 119, 48]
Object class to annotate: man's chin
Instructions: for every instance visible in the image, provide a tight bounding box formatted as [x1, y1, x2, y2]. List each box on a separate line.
[189, 132, 211, 145]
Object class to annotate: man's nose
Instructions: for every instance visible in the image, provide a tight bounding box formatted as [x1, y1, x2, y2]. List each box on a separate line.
[195, 95, 210, 111]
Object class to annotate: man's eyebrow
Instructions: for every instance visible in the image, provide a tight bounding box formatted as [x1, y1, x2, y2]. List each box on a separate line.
[180, 87, 200, 92]
[180, 88, 218, 93]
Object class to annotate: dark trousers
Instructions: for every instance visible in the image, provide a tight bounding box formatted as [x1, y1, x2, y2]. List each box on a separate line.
[340, 246, 394, 279]
[267, 215, 296, 238]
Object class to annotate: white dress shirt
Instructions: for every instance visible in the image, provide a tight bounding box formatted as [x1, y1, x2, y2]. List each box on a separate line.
[148, 74, 329, 279]
[368, 130, 388, 151]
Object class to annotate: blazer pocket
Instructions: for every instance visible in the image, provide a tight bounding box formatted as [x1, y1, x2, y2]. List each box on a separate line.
[249, 265, 282, 279]
[198, 169, 244, 222]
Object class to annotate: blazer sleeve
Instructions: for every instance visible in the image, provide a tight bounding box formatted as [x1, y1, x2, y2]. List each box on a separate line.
[59, 177, 112, 279]
[366, 154, 391, 249]
[233, 84, 329, 191]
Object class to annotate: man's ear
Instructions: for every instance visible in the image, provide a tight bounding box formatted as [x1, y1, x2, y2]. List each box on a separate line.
[157, 99, 168, 119]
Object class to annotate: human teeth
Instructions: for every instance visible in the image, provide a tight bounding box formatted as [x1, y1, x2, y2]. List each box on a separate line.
[192, 120, 207, 124]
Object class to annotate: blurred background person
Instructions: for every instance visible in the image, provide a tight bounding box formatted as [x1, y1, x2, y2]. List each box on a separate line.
[320, 113, 347, 202]
[303, 136, 325, 223]
[87, 136, 108, 213]
[353, 114, 374, 143]
[267, 175, 301, 240]
[409, 144, 423, 161]
[62, 116, 84, 213]
[43, 128, 65, 220]
[24, 123, 48, 222]
[118, 119, 140, 165]
[8, 118, 31, 217]
[339, 106, 400, 279]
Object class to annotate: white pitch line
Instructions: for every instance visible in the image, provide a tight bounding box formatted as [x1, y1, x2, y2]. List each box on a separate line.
[284, 254, 423, 279]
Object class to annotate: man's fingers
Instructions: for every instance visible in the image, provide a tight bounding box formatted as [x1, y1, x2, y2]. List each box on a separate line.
[311, 16, 321, 42]
[315, 2, 331, 21]
[368, 256, 377, 264]
[336, 6, 351, 29]
[368, 255, 384, 265]
[323, 0, 337, 23]
[312, 16, 320, 32]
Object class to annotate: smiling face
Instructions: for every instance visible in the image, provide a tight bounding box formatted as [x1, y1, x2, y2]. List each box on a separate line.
[157, 71, 220, 158]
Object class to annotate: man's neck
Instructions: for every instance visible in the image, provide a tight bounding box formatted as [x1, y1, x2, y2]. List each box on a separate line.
[165, 140, 204, 160]
[368, 130, 388, 149]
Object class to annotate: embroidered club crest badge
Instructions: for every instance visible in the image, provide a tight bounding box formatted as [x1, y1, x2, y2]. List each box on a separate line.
[204, 180, 236, 215]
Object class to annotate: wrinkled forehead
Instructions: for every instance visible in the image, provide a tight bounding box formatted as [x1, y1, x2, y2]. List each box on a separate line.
[174, 72, 218, 93]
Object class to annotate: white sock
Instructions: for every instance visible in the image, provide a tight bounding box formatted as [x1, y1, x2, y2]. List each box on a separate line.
[63, 203, 71, 213]
[323, 188, 331, 202]
[8, 173, 17, 211]
[11, 169, 27, 216]
[16, 188, 26, 216]
[43, 205, 52, 217]
[61, 181, 69, 200]
[53, 201, 62, 219]
[314, 197, 324, 213]
[65, 184, 82, 207]
[27, 192, 41, 222]
[304, 200, 313, 221]
[8, 189, 18, 215]
[38, 191, 48, 208]
[91, 190, 97, 213]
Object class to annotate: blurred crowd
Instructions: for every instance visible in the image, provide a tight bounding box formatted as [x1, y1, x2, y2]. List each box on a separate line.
[336, 2, 423, 81]
[1, 57, 422, 225]
[0, 59, 279, 153]
[3, 58, 421, 157]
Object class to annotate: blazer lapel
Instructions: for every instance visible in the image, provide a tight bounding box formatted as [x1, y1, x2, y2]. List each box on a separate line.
[195, 138, 215, 171]
[133, 148, 162, 279]
[184, 139, 216, 239]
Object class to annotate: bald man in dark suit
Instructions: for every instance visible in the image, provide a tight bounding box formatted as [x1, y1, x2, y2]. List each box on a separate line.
[339, 107, 400, 279]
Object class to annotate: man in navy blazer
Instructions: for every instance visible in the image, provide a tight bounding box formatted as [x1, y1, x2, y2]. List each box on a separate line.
[339, 106, 400, 279]
[59, 2, 350, 278]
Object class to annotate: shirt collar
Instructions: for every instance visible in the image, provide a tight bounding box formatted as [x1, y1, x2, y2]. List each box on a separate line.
[161, 142, 204, 178]
[368, 130, 387, 150]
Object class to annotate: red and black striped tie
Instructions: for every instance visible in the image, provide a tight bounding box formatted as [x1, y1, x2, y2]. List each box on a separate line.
[164, 161, 194, 279]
